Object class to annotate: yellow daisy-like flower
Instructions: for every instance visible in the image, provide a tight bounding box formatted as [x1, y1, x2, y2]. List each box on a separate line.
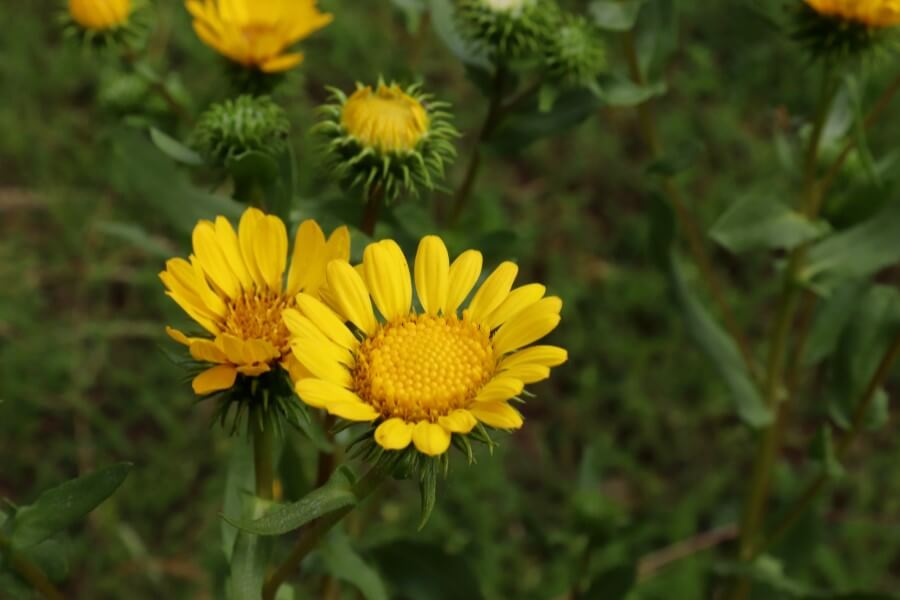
[186, 0, 333, 73]
[341, 84, 430, 153]
[161, 207, 350, 395]
[805, 0, 900, 27]
[68, 0, 131, 31]
[284, 236, 566, 457]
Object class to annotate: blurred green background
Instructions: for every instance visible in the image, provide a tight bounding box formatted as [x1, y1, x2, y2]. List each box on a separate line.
[3, 0, 900, 598]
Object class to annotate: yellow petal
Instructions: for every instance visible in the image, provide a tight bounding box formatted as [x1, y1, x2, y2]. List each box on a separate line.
[374, 418, 415, 450]
[363, 240, 412, 322]
[414, 235, 450, 316]
[192, 365, 237, 395]
[412, 421, 452, 456]
[166, 326, 192, 346]
[237, 363, 271, 376]
[238, 208, 267, 289]
[295, 378, 366, 410]
[326, 260, 377, 335]
[294, 293, 359, 350]
[470, 402, 524, 430]
[190, 339, 228, 363]
[261, 52, 304, 73]
[484, 283, 546, 330]
[327, 401, 379, 422]
[474, 377, 524, 403]
[500, 364, 551, 384]
[192, 221, 241, 299]
[445, 250, 482, 315]
[286, 220, 326, 297]
[438, 409, 477, 434]
[290, 340, 353, 387]
[499, 345, 568, 370]
[253, 214, 288, 292]
[214, 216, 253, 290]
[467, 261, 518, 324]
[326, 226, 351, 262]
[492, 297, 563, 356]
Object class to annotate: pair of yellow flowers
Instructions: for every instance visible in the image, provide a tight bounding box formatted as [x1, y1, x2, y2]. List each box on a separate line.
[161, 208, 566, 457]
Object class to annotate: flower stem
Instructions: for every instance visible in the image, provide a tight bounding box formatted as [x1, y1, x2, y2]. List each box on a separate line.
[728, 65, 836, 600]
[621, 32, 758, 380]
[450, 64, 508, 224]
[361, 185, 384, 238]
[751, 332, 900, 557]
[253, 419, 275, 501]
[261, 468, 387, 600]
[0, 534, 66, 600]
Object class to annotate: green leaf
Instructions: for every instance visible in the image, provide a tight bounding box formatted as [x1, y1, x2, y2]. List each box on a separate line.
[149, 127, 204, 166]
[95, 221, 174, 260]
[803, 281, 867, 367]
[582, 564, 636, 599]
[222, 467, 357, 536]
[590, 0, 645, 31]
[320, 532, 388, 600]
[10, 463, 131, 550]
[710, 195, 830, 254]
[227, 531, 269, 600]
[802, 199, 900, 295]
[369, 540, 484, 600]
[493, 88, 602, 151]
[810, 425, 844, 479]
[635, 0, 678, 78]
[390, 0, 427, 32]
[597, 75, 666, 107]
[222, 441, 254, 562]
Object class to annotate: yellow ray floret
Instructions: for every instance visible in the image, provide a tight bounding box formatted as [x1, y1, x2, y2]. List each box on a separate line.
[341, 84, 430, 153]
[161, 207, 350, 395]
[69, 0, 132, 31]
[286, 235, 567, 457]
[185, 0, 333, 72]
[805, 0, 900, 27]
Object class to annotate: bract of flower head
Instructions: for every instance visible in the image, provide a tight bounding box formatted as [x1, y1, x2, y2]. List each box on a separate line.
[543, 13, 605, 90]
[285, 235, 567, 457]
[69, 0, 132, 31]
[191, 95, 291, 166]
[160, 207, 350, 396]
[317, 82, 458, 202]
[454, 0, 558, 62]
[185, 0, 333, 73]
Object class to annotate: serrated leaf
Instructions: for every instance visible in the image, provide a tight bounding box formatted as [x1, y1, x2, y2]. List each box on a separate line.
[710, 195, 830, 254]
[10, 463, 131, 550]
[597, 75, 666, 107]
[150, 127, 204, 166]
[590, 0, 645, 31]
[320, 532, 388, 600]
[222, 467, 357, 536]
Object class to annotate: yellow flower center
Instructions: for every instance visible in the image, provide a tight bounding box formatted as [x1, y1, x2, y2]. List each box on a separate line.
[341, 84, 430, 153]
[353, 314, 495, 421]
[69, 0, 131, 31]
[224, 291, 295, 356]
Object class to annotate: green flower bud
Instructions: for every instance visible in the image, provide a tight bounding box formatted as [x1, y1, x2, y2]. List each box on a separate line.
[191, 95, 291, 166]
[543, 13, 605, 90]
[454, 0, 559, 62]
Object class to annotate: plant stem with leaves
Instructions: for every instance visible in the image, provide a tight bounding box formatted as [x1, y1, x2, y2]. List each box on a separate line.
[0, 534, 66, 600]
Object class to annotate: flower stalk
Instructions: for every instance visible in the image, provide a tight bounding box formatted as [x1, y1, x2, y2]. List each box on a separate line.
[253, 416, 275, 501]
[0, 533, 66, 600]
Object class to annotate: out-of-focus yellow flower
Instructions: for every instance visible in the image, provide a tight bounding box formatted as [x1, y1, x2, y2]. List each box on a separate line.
[285, 235, 566, 457]
[68, 0, 132, 31]
[341, 84, 430, 153]
[185, 0, 333, 72]
[805, 0, 900, 27]
[161, 207, 350, 395]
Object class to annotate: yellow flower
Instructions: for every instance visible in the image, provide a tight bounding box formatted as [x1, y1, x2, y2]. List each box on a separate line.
[805, 0, 900, 27]
[161, 207, 350, 395]
[285, 236, 566, 457]
[185, 0, 333, 73]
[68, 0, 131, 31]
[341, 84, 430, 153]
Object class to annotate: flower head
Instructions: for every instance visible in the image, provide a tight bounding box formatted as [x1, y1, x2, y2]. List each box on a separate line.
[186, 0, 333, 73]
[192, 95, 291, 166]
[805, 0, 900, 28]
[317, 82, 458, 202]
[285, 235, 566, 457]
[454, 0, 558, 61]
[543, 14, 605, 91]
[68, 0, 132, 31]
[161, 207, 350, 397]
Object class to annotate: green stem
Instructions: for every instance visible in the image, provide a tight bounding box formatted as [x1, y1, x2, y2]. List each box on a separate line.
[752, 332, 900, 556]
[361, 185, 384, 238]
[622, 32, 758, 380]
[0, 534, 66, 600]
[729, 66, 836, 600]
[253, 419, 275, 501]
[450, 64, 508, 224]
[261, 468, 388, 600]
